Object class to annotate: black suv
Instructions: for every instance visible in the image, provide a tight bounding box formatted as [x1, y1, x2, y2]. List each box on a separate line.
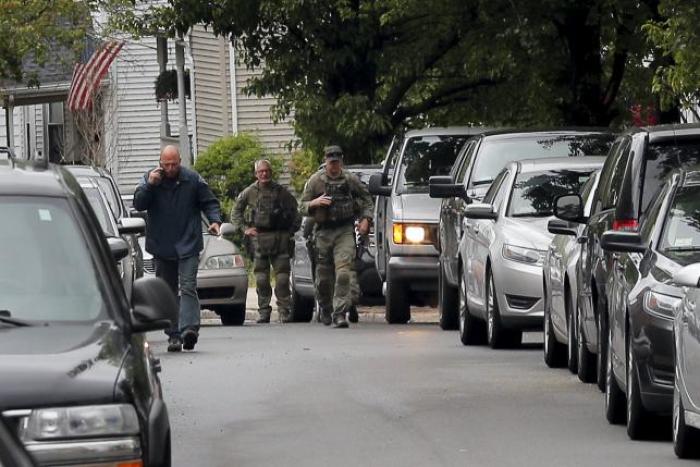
[0, 159, 175, 466]
[429, 129, 614, 330]
[554, 124, 700, 393]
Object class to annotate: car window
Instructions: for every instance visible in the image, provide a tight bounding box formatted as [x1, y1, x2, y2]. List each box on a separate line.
[96, 177, 121, 218]
[468, 133, 613, 188]
[384, 135, 403, 184]
[640, 180, 669, 242]
[482, 170, 508, 205]
[82, 186, 116, 236]
[508, 169, 594, 217]
[658, 183, 700, 265]
[396, 134, 469, 193]
[601, 139, 631, 210]
[642, 139, 700, 214]
[452, 140, 477, 182]
[0, 196, 107, 322]
[580, 171, 601, 216]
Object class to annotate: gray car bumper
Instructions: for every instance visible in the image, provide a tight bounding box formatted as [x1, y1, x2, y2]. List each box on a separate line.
[196, 269, 248, 306]
[493, 258, 544, 329]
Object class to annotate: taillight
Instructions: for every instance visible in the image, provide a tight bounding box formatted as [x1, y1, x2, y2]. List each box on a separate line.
[612, 219, 638, 231]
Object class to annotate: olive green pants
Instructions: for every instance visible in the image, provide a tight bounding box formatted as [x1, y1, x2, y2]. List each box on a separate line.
[252, 232, 291, 320]
[314, 226, 359, 319]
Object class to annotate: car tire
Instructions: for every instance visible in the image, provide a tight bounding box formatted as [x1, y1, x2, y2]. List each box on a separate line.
[438, 262, 459, 330]
[605, 320, 625, 425]
[459, 266, 486, 346]
[566, 286, 578, 374]
[626, 325, 652, 440]
[674, 383, 700, 458]
[385, 268, 410, 324]
[543, 279, 566, 368]
[219, 304, 246, 326]
[577, 297, 596, 383]
[596, 302, 607, 393]
[486, 269, 520, 349]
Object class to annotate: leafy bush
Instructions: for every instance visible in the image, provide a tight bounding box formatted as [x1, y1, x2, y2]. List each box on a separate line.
[288, 148, 322, 195]
[194, 133, 283, 206]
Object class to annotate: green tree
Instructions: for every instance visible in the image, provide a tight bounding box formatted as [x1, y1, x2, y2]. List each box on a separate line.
[0, 0, 93, 86]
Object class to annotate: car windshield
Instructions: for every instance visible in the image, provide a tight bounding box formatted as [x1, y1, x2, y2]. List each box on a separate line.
[0, 196, 107, 322]
[508, 169, 594, 218]
[82, 186, 116, 236]
[642, 140, 700, 214]
[396, 135, 469, 193]
[469, 134, 613, 187]
[659, 184, 700, 265]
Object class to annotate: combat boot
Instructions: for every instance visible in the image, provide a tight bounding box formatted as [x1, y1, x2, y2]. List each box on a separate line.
[279, 311, 292, 323]
[319, 307, 333, 326]
[256, 314, 271, 324]
[333, 315, 349, 329]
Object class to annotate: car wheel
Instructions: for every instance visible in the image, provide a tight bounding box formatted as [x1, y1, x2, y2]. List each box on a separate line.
[596, 304, 607, 392]
[219, 304, 246, 326]
[438, 262, 459, 330]
[577, 297, 596, 383]
[543, 279, 566, 368]
[566, 287, 578, 374]
[626, 324, 652, 440]
[290, 271, 314, 322]
[348, 305, 359, 323]
[459, 267, 486, 346]
[674, 382, 700, 458]
[486, 270, 520, 349]
[605, 320, 626, 425]
[385, 268, 410, 324]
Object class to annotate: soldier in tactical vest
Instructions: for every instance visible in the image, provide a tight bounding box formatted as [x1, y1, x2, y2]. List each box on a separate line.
[300, 146, 373, 328]
[232, 160, 301, 323]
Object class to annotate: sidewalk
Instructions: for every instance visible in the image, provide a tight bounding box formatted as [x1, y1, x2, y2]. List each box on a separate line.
[201, 287, 438, 324]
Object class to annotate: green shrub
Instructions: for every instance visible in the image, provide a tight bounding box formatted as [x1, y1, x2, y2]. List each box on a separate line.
[288, 148, 322, 195]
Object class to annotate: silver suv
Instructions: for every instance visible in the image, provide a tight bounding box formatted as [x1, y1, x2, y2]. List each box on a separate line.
[369, 127, 482, 323]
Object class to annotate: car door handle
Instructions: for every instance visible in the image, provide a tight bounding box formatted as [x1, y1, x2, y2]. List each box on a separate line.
[576, 236, 587, 244]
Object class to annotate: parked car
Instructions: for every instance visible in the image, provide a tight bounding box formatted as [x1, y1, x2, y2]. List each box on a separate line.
[0, 158, 174, 466]
[140, 219, 249, 326]
[597, 169, 700, 438]
[459, 158, 603, 348]
[369, 127, 483, 323]
[542, 170, 602, 371]
[671, 262, 700, 458]
[291, 164, 384, 323]
[556, 123, 700, 392]
[430, 129, 614, 330]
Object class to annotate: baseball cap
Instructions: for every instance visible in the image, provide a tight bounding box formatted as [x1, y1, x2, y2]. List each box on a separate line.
[324, 145, 344, 161]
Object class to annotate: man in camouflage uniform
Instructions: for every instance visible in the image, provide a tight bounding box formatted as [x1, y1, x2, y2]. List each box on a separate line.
[300, 146, 373, 328]
[232, 160, 301, 323]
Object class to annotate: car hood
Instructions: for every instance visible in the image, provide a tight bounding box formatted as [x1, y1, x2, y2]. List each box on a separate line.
[0, 322, 126, 410]
[500, 216, 554, 250]
[393, 193, 442, 222]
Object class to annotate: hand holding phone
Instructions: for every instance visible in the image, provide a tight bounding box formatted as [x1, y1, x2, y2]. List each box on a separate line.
[148, 166, 164, 186]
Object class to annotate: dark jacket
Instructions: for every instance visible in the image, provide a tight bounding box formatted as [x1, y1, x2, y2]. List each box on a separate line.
[133, 166, 222, 260]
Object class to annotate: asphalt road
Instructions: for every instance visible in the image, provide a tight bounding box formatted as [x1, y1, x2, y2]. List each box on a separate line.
[149, 312, 685, 467]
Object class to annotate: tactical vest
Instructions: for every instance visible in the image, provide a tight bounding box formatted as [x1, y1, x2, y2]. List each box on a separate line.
[319, 174, 355, 224]
[252, 184, 295, 231]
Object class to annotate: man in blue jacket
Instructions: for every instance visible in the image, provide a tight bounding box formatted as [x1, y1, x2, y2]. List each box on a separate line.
[134, 145, 222, 352]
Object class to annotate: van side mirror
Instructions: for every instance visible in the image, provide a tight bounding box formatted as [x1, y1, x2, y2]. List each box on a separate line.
[130, 277, 178, 332]
[368, 173, 391, 196]
[553, 194, 585, 223]
[219, 222, 236, 236]
[600, 231, 646, 253]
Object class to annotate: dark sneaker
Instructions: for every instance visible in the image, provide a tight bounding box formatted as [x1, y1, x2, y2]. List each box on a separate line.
[167, 336, 182, 352]
[182, 329, 198, 351]
[333, 317, 349, 329]
[256, 316, 271, 324]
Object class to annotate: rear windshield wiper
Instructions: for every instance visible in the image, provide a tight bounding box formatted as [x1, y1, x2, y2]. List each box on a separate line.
[0, 310, 33, 327]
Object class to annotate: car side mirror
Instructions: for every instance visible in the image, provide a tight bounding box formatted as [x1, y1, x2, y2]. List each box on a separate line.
[673, 264, 700, 288]
[553, 194, 585, 223]
[368, 173, 391, 196]
[130, 277, 177, 333]
[464, 203, 497, 220]
[129, 209, 147, 220]
[107, 237, 130, 261]
[220, 222, 236, 236]
[429, 176, 467, 200]
[600, 231, 646, 253]
[548, 219, 577, 236]
[118, 217, 146, 236]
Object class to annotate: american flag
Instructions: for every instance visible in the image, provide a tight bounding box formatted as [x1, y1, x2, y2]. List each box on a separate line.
[67, 39, 124, 112]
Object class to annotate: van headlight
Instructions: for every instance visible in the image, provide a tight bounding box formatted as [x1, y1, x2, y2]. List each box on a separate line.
[20, 404, 140, 441]
[393, 223, 432, 244]
[502, 244, 545, 266]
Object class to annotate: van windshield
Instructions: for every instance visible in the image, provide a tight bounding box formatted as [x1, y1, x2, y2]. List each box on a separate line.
[0, 196, 108, 322]
[396, 135, 469, 193]
[469, 133, 613, 188]
[642, 140, 700, 214]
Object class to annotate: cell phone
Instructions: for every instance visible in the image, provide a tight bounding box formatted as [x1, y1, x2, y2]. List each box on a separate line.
[322, 195, 332, 201]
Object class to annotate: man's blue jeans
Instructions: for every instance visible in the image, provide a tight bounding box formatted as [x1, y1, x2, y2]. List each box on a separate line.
[155, 255, 200, 337]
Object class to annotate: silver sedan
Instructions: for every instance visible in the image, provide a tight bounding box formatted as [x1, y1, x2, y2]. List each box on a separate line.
[458, 158, 603, 348]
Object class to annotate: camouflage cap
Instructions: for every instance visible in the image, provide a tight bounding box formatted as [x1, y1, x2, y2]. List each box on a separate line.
[323, 145, 344, 161]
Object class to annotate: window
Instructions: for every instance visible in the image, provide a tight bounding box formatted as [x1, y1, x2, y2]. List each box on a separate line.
[601, 139, 631, 210]
[396, 134, 469, 193]
[453, 139, 477, 183]
[658, 183, 700, 265]
[483, 170, 508, 205]
[642, 139, 700, 215]
[508, 170, 594, 217]
[384, 135, 403, 185]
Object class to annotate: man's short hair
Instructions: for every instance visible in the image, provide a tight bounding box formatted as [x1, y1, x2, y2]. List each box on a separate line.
[254, 159, 272, 171]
